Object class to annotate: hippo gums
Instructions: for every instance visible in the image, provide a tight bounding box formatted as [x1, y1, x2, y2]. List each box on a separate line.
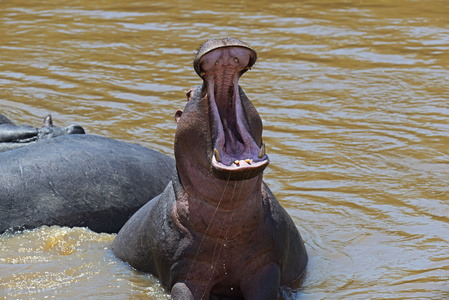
[112, 37, 308, 299]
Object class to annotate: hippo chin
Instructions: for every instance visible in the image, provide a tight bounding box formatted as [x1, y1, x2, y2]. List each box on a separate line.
[113, 37, 308, 299]
[0, 113, 85, 153]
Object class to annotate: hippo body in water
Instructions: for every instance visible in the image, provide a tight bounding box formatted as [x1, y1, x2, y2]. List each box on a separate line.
[113, 38, 307, 299]
[0, 113, 85, 153]
[0, 133, 175, 234]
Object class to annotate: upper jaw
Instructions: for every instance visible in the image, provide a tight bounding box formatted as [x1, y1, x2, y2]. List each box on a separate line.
[197, 45, 269, 179]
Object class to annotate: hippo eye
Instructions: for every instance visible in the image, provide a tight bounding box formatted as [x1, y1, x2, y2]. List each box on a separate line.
[215, 60, 219, 65]
[234, 58, 238, 63]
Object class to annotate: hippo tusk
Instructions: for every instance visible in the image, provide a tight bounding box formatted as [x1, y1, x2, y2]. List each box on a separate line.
[258, 143, 266, 158]
[214, 148, 221, 162]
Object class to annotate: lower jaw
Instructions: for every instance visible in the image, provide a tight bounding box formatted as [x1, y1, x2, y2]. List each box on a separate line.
[211, 160, 269, 181]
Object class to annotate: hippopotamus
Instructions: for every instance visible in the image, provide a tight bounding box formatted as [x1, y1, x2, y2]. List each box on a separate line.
[0, 118, 175, 233]
[0, 113, 85, 153]
[113, 37, 308, 299]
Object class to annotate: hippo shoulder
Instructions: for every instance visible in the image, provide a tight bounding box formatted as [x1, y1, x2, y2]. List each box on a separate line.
[113, 180, 190, 280]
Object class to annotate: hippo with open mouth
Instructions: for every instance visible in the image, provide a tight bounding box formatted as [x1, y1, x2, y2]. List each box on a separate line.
[113, 37, 308, 299]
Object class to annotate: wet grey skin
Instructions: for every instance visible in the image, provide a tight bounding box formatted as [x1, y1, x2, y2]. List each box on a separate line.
[0, 113, 85, 153]
[0, 113, 175, 234]
[113, 37, 308, 300]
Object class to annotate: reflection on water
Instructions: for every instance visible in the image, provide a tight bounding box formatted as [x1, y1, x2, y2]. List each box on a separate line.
[1, 0, 449, 299]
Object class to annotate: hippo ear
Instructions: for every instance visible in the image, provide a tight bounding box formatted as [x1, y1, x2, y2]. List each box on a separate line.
[42, 114, 53, 127]
[174, 110, 183, 123]
[186, 89, 194, 101]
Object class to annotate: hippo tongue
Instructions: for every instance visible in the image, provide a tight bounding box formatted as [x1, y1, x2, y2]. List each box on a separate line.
[200, 47, 268, 175]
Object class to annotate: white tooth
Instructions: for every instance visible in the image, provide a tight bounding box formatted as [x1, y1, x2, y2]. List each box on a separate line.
[258, 143, 266, 158]
[214, 148, 221, 162]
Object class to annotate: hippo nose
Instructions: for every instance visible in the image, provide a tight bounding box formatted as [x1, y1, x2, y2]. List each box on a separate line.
[67, 125, 85, 134]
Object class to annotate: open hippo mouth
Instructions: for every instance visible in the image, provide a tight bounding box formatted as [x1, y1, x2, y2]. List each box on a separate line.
[195, 38, 269, 178]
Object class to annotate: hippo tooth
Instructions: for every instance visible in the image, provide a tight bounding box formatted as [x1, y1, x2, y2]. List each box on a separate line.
[214, 148, 221, 162]
[258, 143, 266, 158]
[234, 160, 240, 165]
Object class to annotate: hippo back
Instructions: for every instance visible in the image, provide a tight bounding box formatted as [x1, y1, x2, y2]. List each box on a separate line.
[0, 134, 175, 233]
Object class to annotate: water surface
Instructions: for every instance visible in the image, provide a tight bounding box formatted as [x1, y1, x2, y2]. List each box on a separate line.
[1, 0, 448, 299]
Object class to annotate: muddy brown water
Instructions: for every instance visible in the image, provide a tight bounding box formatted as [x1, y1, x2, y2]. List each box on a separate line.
[1, 0, 448, 299]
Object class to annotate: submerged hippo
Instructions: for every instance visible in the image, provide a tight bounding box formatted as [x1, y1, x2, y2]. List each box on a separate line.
[0, 113, 85, 153]
[0, 132, 174, 234]
[113, 37, 308, 299]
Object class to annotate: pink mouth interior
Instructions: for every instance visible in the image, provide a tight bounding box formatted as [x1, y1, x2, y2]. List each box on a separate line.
[198, 46, 268, 172]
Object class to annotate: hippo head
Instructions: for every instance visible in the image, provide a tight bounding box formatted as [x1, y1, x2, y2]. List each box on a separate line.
[174, 37, 269, 187]
[37, 114, 85, 139]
